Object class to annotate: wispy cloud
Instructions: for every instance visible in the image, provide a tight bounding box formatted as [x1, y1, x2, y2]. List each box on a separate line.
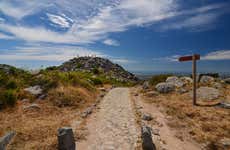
[103, 39, 120, 46]
[153, 50, 230, 62]
[202, 50, 230, 60]
[111, 58, 137, 64]
[0, 1, 229, 44]
[152, 55, 181, 62]
[47, 13, 72, 28]
[0, 32, 15, 39]
[0, 0, 178, 44]
[0, 44, 106, 61]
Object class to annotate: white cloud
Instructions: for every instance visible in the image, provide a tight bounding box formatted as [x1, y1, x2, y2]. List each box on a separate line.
[112, 58, 137, 64]
[47, 13, 72, 28]
[0, 33, 15, 39]
[103, 39, 120, 46]
[0, 45, 106, 61]
[202, 50, 230, 60]
[0, 1, 228, 44]
[152, 55, 181, 62]
[0, 0, 178, 44]
[162, 12, 221, 30]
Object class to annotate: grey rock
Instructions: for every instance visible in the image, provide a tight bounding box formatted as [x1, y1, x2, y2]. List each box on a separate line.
[58, 127, 75, 150]
[141, 125, 156, 150]
[24, 85, 43, 95]
[200, 76, 214, 84]
[155, 82, 175, 93]
[190, 87, 220, 101]
[23, 104, 41, 111]
[142, 113, 153, 121]
[166, 76, 184, 87]
[143, 81, 150, 90]
[38, 94, 47, 100]
[0, 131, 16, 150]
[81, 106, 93, 118]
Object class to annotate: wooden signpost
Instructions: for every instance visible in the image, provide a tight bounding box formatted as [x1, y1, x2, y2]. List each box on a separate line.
[179, 54, 200, 105]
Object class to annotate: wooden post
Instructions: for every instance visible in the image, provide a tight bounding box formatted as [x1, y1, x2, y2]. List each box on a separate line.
[179, 54, 200, 106]
[192, 54, 197, 106]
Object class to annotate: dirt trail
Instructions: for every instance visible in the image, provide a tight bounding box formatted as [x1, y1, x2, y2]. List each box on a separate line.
[131, 87, 201, 150]
[77, 88, 138, 150]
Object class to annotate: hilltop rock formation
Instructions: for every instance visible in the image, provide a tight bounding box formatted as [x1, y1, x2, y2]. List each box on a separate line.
[50, 57, 139, 82]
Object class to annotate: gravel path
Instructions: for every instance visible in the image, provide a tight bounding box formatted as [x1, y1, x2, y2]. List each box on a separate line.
[77, 88, 138, 150]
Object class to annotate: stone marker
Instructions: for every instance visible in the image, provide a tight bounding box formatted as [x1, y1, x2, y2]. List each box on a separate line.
[141, 125, 156, 150]
[58, 127, 75, 150]
[0, 131, 16, 150]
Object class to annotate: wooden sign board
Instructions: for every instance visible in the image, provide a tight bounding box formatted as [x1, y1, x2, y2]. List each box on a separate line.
[178, 54, 200, 106]
[179, 54, 200, 62]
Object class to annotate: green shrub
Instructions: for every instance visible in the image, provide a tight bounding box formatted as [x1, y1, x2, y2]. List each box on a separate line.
[0, 90, 17, 107]
[149, 74, 173, 86]
[6, 80, 18, 89]
[90, 78, 103, 85]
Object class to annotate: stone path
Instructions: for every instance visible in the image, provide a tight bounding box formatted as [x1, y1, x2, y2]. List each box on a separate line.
[77, 88, 138, 150]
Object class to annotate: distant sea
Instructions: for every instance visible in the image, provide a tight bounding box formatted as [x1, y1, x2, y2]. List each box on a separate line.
[132, 71, 230, 80]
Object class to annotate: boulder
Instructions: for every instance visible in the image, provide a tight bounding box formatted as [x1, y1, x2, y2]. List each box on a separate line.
[190, 87, 220, 101]
[0, 131, 16, 150]
[24, 85, 43, 95]
[143, 81, 150, 90]
[166, 76, 184, 87]
[200, 76, 214, 84]
[223, 78, 230, 84]
[141, 125, 156, 150]
[142, 113, 153, 121]
[58, 127, 75, 150]
[155, 82, 175, 93]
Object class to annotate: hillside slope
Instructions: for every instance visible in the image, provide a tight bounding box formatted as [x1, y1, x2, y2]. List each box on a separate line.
[49, 57, 139, 82]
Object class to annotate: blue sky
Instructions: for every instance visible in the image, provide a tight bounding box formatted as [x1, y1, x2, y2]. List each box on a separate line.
[0, 0, 230, 73]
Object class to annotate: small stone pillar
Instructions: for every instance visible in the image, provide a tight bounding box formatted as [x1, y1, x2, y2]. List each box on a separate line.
[58, 127, 75, 150]
[141, 125, 156, 150]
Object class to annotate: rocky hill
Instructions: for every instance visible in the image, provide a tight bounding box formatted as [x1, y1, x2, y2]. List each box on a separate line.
[49, 57, 139, 82]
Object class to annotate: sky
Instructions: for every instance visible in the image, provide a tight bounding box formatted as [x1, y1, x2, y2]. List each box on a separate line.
[0, 0, 230, 73]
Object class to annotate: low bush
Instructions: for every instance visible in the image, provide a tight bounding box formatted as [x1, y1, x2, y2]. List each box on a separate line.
[90, 78, 103, 85]
[0, 90, 17, 108]
[48, 86, 86, 107]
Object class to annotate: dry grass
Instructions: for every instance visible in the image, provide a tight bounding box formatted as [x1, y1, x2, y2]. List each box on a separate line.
[0, 86, 97, 150]
[142, 85, 230, 149]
